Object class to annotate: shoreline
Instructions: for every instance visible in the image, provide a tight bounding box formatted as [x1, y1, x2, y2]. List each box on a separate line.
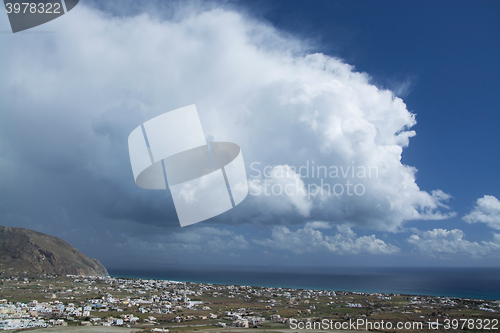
[107, 266, 500, 301]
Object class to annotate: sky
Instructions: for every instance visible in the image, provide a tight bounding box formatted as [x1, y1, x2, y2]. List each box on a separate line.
[0, 0, 499, 269]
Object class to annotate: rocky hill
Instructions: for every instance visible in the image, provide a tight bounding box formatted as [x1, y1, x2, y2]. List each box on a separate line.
[0, 226, 108, 276]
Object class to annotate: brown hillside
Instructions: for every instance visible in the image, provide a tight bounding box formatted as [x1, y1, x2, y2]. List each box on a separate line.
[0, 226, 108, 276]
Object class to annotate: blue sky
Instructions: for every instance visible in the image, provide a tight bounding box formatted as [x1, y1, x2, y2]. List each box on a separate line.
[1, 0, 499, 268]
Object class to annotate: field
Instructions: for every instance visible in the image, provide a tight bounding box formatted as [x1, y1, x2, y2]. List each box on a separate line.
[1, 275, 498, 333]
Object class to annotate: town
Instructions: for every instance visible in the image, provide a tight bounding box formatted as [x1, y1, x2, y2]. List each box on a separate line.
[0, 274, 498, 332]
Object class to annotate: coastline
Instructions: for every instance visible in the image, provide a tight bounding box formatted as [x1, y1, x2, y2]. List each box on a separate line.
[107, 266, 500, 301]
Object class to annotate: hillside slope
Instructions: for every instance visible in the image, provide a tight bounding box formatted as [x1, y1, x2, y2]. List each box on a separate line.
[0, 226, 108, 276]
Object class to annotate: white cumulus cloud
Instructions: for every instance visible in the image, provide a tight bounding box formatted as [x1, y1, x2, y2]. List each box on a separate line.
[254, 222, 399, 255]
[248, 164, 313, 217]
[463, 195, 500, 230]
[407, 228, 500, 258]
[0, 1, 455, 234]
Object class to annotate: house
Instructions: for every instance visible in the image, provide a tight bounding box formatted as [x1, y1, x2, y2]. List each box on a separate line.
[0, 319, 22, 330]
[231, 319, 249, 328]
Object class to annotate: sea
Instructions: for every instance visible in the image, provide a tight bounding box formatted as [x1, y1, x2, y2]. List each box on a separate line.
[108, 266, 500, 301]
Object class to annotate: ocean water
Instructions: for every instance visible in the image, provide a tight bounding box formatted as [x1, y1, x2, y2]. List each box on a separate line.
[108, 266, 500, 300]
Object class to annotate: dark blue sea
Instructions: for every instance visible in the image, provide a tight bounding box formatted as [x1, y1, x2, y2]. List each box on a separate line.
[108, 266, 500, 301]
